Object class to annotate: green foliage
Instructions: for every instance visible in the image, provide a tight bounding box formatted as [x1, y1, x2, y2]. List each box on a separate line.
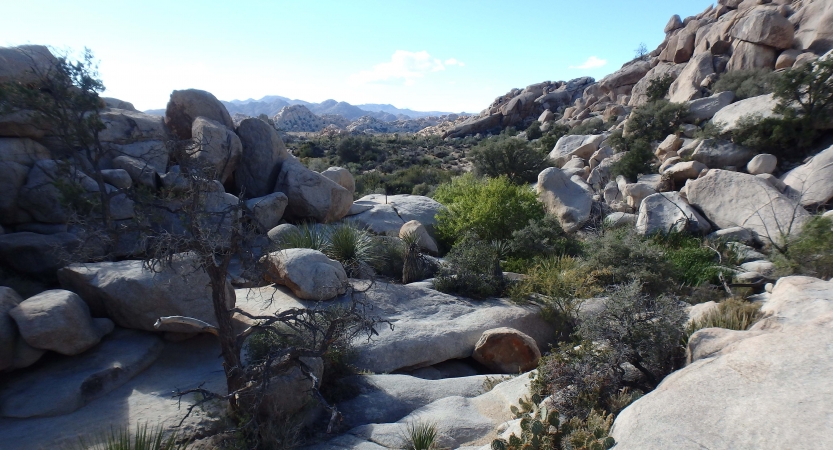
[609, 139, 655, 182]
[537, 124, 571, 153]
[731, 113, 818, 161]
[370, 236, 406, 279]
[685, 297, 762, 343]
[651, 231, 733, 287]
[492, 402, 615, 450]
[402, 421, 438, 450]
[623, 100, 689, 144]
[526, 120, 544, 140]
[471, 136, 551, 184]
[435, 235, 505, 299]
[776, 215, 833, 279]
[325, 222, 379, 277]
[297, 141, 324, 158]
[276, 223, 330, 253]
[646, 74, 675, 103]
[774, 57, 833, 129]
[578, 280, 687, 390]
[434, 174, 545, 245]
[568, 118, 606, 136]
[70, 423, 190, 450]
[712, 69, 778, 100]
[335, 136, 385, 164]
[508, 216, 582, 261]
[354, 165, 453, 198]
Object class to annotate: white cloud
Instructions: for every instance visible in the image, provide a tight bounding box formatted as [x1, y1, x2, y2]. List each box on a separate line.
[350, 50, 462, 85]
[569, 56, 608, 70]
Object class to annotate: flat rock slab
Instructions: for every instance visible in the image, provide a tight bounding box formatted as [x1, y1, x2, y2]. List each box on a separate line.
[0, 334, 227, 449]
[337, 374, 490, 428]
[237, 282, 554, 374]
[0, 328, 163, 418]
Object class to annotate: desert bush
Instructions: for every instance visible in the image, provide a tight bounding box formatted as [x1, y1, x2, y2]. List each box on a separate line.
[609, 138, 655, 182]
[526, 120, 544, 140]
[470, 136, 551, 184]
[70, 423, 191, 450]
[276, 223, 330, 253]
[581, 228, 676, 296]
[646, 74, 675, 103]
[402, 421, 438, 450]
[624, 100, 689, 144]
[434, 174, 545, 245]
[335, 136, 385, 165]
[712, 69, 778, 100]
[776, 215, 833, 279]
[325, 222, 378, 277]
[434, 235, 505, 299]
[537, 124, 571, 153]
[685, 297, 762, 343]
[578, 280, 686, 390]
[491, 403, 615, 450]
[651, 231, 733, 287]
[370, 237, 406, 279]
[508, 216, 582, 261]
[731, 113, 817, 161]
[568, 118, 606, 136]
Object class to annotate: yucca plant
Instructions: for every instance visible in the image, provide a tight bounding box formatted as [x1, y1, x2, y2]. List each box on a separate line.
[278, 222, 330, 253]
[402, 421, 438, 450]
[325, 222, 378, 277]
[71, 423, 190, 450]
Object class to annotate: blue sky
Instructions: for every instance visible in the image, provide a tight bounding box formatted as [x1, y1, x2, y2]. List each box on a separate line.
[2, 0, 713, 113]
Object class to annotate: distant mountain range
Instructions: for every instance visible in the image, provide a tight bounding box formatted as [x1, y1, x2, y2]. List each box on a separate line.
[144, 96, 461, 123]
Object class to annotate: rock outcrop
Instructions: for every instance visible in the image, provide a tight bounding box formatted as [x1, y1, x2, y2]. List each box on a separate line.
[261, 249, 348, 301]
[165, 89, 234, 140]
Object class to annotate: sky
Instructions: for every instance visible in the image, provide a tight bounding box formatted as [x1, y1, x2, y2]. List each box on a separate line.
[1, 0, 714, 113]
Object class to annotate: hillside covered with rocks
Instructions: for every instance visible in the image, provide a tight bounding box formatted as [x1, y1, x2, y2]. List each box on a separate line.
[1, 0, 833, 449]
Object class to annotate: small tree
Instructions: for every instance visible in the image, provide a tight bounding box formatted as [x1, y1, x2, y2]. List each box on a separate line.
[470, 136, 550, 184]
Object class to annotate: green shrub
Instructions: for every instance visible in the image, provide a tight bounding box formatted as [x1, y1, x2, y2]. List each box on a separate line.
[491, 403, 615, 450]
[646, 74, 675, 103]
[712, 69, 778, 100]
[335, 136, 385, 164]
[777, 215, 833, 279]
[435, 236, 505, 299]
[434, 174, 545, 245]
[354, 166, 453, 198]
[508, 215, 582, 261]
[370, 236, 406, 279]
[685, 297, 762, 343]
[526, 120, 544, 140]
[325, 222, 378, 277]
[651, 231, 733, 287]
[537, 124, 571, 153]
[568, 118, 606, 136]
[470, 136, 551, 184]
[402, 421, 438, 450]
[731, 113, 818, 161]
[71, 423, 191, 450]
[624, 100, 689, 144]
[577, 280, 686, 391]
[609, 138, 655, 182]
[276, 222, 330, 253]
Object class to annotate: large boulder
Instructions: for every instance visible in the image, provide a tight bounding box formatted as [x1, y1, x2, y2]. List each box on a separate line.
[57, 253, 235, 332]
[0, 138, 51, 224]
[781, 144, 833, 206]
[98, 108, 169, 172]
[668, 52, 714, 103]
[710, 93, 779, 133]
[687, 91, 735, 121]
[730, 8, 795, 49]
[610, 276, 833, 450]
[598, 60, 652, 94]
[355, 194, 445, 231]
[727, 40, 778, 71]
[691, 139, 755, 168]
[399, 220, 438, 254]
[629, 63, 685, 107]
[320, 167, 356, 196]
[349, 203, 405, 236]
[636, 192, 712, 235]
[0, 287, 24, 371]
[275, 160, 353, 223]
[164, 89, 233, 140]
[747, 153, 777, 175]
[472, 327, 541, 374]
[9, 290, 113, 356]
[0, 232, 80, 278]
[549, 134, 604, 167]
[245, 192, 288, 233]
[536, 167, 592, 233]
[261, 249, 348, 301]
[0, 45, 57, 85]
[234, 117, 290, 198]
[0, 329, 163, 418]
[684, 169, 811, 243]
[189, 116, 242, 183]
[791, 0, 833, 54]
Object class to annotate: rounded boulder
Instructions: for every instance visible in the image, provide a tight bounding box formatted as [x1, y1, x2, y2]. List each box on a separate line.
[472, 327, 541, 374]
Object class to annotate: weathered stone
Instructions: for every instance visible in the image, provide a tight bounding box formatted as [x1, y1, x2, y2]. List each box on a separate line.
[99, 169, 132, 189]
[630, 63, 685, 107]
[189, 116, 242, 183]
[164, 89, 233, 140]
[0, 138, 50, 224]
[711, 93, 780, 133]
[353, 194, 444, 231]
[707, 226, 757, 245]
[599, 61, 652, 94]
[9, 290, 113, 356]
[399, 220, 438, 254]
[687, 91, 735, 121]
[261, 249, 348, 301]
[266, 223, 298, 245]
[666, 161, 708, 185]
[549, 134, 604, 167]
[791, 0, 833, 54]
[776, 49, 802, 69]
[349, 204, 405, 236]
[0, 232, 79, 278]
[604, 212, 638, 227]
[234, 117, 291, 199]
[0, 45, 57, 85]
[731, 9, 794, 49]
[320, 167, 356, 196]
[472, 327, 541, 374]
[275, 160, 352, 223]
[685, 169, 811, 243]
[757, 173, 787, 192]
[637, 192, 712, 235]
[0, 329, 162, 418]
[0, 287, 23, 371]
[98, 109, 169, 172]
[747, 153, 777, 175]
[665, 15, 684, 33]
[245, 192, 288, 233]
[782, 144, 833, 206]
[668, 52, 714, 103]
[57, 253, 235, 332]
[112, 155, 159, 189]
[536, 167, 592, 232]
[727, 40, 778, 71]
[692, 139, 755, 168]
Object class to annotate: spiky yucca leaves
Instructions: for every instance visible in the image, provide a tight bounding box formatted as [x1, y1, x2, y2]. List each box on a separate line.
[402, 421, 439, 450]
[71, 423, 190, 450]
[325, 222, 378, 277]
[278, 222, 330, 253]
